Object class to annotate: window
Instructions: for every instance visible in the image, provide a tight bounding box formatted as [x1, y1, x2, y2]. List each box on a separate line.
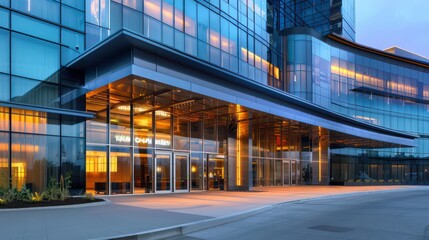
[0, 29, 9, 74]
[11, 76, 60, 108]
[61, 28, 84, 65]
[145, 0, 161, 21]
[12, 33, 60, 81]
[12, 0, 60, 23]
[12, 12, 60, 43]
[123, 7, 142, 34]
[0, 8, 9, 28]
[0, 74, 9, 101]
[62, 5, 84, 31]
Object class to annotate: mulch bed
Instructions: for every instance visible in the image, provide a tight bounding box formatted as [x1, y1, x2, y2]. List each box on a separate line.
[0, 198, 104, 209]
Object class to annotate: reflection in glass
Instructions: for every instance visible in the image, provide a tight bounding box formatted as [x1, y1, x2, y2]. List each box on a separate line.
[191, 153, 203, 190]
[155, 153, 171, 191]
[134, 148, 153, 193]
[110, 147, 132, 194]
[86, 145, 107, 194]
[0, 132, 8, 189]
[175, 155, 188, 191]
[61, 137, 85, 194]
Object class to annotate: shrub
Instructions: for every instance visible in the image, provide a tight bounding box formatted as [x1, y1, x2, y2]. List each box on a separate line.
[83, 193, 95, 201]
[42, 172, 72, 201]
[31, 192, 43, 203]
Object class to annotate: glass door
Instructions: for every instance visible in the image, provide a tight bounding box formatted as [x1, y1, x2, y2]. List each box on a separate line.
[291, 161, 297, 185]
[207, 155, 225, 190]
[283, 161, 290, 185]
[174, 154, 189, 192]
[155, 152, 172, 193]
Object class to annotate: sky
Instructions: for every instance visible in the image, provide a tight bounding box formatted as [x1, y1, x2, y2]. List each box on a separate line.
[356, 0, 429, 59]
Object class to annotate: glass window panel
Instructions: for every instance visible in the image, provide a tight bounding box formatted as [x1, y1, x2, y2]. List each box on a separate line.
[86, 0, 100, 25]
[123, 0, 142, 11]
[62, 5, 84, 31]
[0, 29, 9, 74]
[162, 24, 174, 47]
[62, 116, 85, 138]
[62, 0, 84, 11]
[111, 2, 123, 34]
[0, 132, 8, 189]
[110, 104, 132, 146]
[86, 145, 107, 194]
[11, 109, 60, 135]
[0, 8, 9, 28]
[12, 12, 59, 42]
[144, 15, 162, 42]
[190, 117, 202, 151]
[174, 0, 184, 31]
[100, 0, 110, 28]
[184, 0, 197, 36]
[209, 11, 220, 48]
[0, 74, 9, 101]
[174, 30, 184, 52]
[190, 153, 203, 190]
[87, 118, 108, 144]
[185, 35, 197, 56]
[197, 4, 209, 42]
[155, 108, 172, 149]
[162, 0, 173, 26]
[0, 0, 9, 7]
[61, 137, 85, 194]
[110, 147, 132, 194]
[173, 117, 189, 150]
[0, 107, 9, 131]
[134, 148, 153, 193]
[145, 0, 161, 21]
[11, 134, 60, 193]
[12, 33, 60, 81]
[12, 0, 60, 23]
[124, 7, 143, 34]
[11, 76, 59, 108]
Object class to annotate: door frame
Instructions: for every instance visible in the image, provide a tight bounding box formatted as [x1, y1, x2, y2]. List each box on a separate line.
[154, 151, 172, 193]
[173, 153, 190, 193]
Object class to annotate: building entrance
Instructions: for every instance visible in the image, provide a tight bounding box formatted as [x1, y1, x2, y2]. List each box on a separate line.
[207, 155, 225, 190]
[154, 152, 189, 193]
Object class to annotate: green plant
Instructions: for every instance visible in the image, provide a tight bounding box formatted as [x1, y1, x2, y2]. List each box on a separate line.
[83, 193, 95, 201]
[41, 171, 73, 201]
[31, 192, 43, 203]
[0, 198, 6, 205]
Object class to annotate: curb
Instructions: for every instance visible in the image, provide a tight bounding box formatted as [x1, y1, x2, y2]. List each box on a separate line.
[0, 198, 110, 212]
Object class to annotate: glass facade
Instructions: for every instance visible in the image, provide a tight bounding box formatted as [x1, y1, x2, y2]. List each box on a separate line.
[1, 0, 428, 195]
[286, 34, 429, 184]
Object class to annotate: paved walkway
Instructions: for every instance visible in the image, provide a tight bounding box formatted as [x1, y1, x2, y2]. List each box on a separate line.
[0, 185, 422, 240]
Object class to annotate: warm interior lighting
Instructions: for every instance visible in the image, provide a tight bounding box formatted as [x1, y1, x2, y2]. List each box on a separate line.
[318, 127, 322, 183]
[86, 151, 117, 173]
[191, 165, 197, 173]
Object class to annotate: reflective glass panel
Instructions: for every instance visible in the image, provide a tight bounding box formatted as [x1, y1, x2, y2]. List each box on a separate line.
[110, 147, 132, 194]
[86, 145, 107, 194]
[0, 29, 9, 74]
[12, 12, 60, 42]
[0, 132, 8, 189]
[12, 0, 60, 23]
[134, 148, 153, 193]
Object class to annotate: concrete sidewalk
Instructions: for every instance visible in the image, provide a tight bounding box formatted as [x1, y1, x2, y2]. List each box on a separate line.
[0, 185, 422, 240]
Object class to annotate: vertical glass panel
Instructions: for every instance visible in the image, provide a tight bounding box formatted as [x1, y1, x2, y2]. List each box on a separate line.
[12, 12, 60, 42]
[87, 119, 108, 144]
[155, 153, 171, 191]
[133, 103, 154, 148]
[0, 29, 9, 74]
[86, 0, 100, 25]
[0, 132, 8, 189]
[11, 109, 60, 135]
[62, 0, 85, 11]
[0, 0, 9, 7]
[155, 110, 172, 149]
[110, 147, 132, 194]
[283, 161, 290, 185]
[134, 148, 153, 193]
[184, 35, 197, 56]
[123, 0, 142, 11]
[144, 15, 162, 42]
[86, 145, 107, 194]
[62, 5, 85, 31]
[204, 118, 216, 152]
[110, 104, 132, 146]
[275, 160, 282, 185]
[110, 2, 123, 34]
[11, 76, 59, 108]
[12, 33, 60, 81]
[162, 24, 174, 47]
[0, 74, 9, 101]
[184, 0, 197, 36]
[61, 137, 85, 195]
[162, 0, 173, 26]
[0, 8, 9, 28]
[100, 0, 110, 28]
[123, 7, 142, 34]
[0, 107, 9, 131]
[174, 0, 184, 31]
[190, 153, 203, 190]
[12, 0, 60, 23]
[207, 155, 225, 190]
[197, 4, 209, 42]
[62, 116, 85, 138]
[173, 117, 189, 150]
[190, 117, 202, 151]
[11, 134, 60, 193]
[174, 154, 188, 191]
[145, 0, 161, 20]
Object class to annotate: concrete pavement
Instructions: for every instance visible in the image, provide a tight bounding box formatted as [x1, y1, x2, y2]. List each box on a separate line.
[0, 185, 423, 240]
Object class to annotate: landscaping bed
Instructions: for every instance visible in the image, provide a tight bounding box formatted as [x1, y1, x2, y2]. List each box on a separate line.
[0, 197, 104, 209]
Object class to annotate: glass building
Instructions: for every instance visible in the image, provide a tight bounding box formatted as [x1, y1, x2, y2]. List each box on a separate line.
[0, 0, 426, 195]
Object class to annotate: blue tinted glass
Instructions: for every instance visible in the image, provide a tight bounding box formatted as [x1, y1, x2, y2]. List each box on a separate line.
[0, 29, 9, 74]
[12, 33, 60, 81]
[12, 13, 59, 42]
[100, 0, 110, 28]
[144, 15, 161, 42]
[62, 5, 84, 31]
[0, 8, 9, 28]
[0, 73, 9, 101]
[11, 76, 59, 107]
[0, 0, 9, 7]
[12, 0, 60, 23]
[62, 0, 84, 11]
[123, 7, 142, 34]
[61, 28, 84, 65]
